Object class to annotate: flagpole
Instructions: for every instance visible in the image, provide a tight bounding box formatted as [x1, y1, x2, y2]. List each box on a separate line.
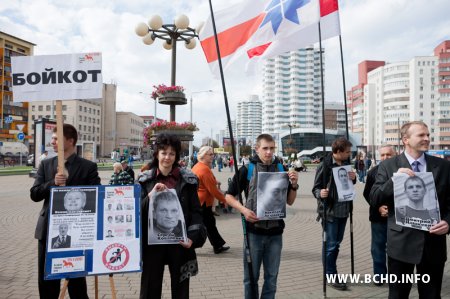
[338, 34, 355, 275]
[207, 1, 257, 298]
[318, 21, 327, 299]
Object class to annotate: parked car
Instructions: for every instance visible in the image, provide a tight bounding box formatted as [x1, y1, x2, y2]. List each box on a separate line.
[26, 154, 34, 166]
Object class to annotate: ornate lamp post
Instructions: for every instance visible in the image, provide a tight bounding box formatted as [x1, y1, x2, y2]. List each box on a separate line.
[135, 15, 199, 122]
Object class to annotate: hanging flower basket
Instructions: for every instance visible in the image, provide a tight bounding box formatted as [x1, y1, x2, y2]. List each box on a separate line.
[143, 121, 198, 145]
[152, 84, 187, 105]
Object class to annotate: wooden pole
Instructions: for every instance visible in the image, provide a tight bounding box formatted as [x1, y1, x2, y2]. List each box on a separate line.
[109, 274, 117, 299]
[94, 276, 99, 299]
[55, 100, 65, 181]
[58, 279, 69, 299]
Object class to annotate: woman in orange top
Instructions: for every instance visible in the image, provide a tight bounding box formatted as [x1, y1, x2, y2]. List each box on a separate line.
[192, 146, 230, 254]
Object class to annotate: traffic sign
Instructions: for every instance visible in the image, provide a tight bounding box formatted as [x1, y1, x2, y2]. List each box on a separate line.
[16, 132, 25, 141]
[4, 116, 13, 124]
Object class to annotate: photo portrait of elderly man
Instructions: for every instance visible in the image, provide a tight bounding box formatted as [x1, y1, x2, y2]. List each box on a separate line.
[395, 175, 440, 229]
[149, 190, 186, 244]
[256, 172, 289, 219]
[51, 223, 71, 249]
[63, 190, 87, 212]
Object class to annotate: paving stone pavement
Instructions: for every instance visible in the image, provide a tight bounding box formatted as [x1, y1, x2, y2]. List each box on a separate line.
[0, 167, 449, 298]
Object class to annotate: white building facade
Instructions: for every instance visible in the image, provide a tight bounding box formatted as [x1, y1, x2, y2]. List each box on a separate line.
[236, 95, 262, 145]
[262, 47, 324, 134]
[364, 58, 441, 150]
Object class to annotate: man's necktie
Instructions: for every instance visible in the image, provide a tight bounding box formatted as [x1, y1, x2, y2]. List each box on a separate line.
[61, 236, 65, 243]
[412, 161, 421, 172]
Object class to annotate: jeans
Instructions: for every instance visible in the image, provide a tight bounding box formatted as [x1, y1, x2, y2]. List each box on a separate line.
[243, 232, 282, 299]
[323, 217, 347, 274]
[358, 169, 366, 183]
[371, 222, 387, 275]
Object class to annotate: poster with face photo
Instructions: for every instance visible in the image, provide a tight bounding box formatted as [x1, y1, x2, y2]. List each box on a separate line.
[48, 187, 98, 252]
[256, 172, 289, 220]
[149, 189, 187, 245]
[393, 172, 440, 231]
[332, 165, 356, 202]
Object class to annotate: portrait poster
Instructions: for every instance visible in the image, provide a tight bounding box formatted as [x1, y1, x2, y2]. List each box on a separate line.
[148, 189, 187, 245]
[332, 165, 356, 202]
[393, 172, 440, 231]
[45, 185, 141, 280]
[256, 172, 289, 220]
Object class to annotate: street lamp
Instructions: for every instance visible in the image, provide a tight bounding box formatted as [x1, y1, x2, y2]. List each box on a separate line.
[135, 14, 199, 122]
[188, 90, 213, 168]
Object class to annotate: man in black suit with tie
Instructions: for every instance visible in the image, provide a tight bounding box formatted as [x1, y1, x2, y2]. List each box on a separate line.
[51, 223, 71, 249]
[30, 124, 100, 299]
[370, 121, 450, 299]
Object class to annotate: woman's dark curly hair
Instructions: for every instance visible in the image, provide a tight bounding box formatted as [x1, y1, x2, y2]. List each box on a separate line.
[150, 134, 181, 169]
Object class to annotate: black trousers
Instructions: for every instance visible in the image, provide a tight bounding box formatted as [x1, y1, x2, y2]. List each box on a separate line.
[202, 205, 226, 249]
[140, 245, 190, 299]
[38, 240, 89, 299]
[388, 255, 444, 299]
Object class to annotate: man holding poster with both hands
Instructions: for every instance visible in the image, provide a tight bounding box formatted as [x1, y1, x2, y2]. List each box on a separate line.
[371, 121, 450, 298]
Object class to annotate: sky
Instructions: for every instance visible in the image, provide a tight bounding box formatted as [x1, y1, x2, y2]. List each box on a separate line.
[1, 0, 449, 146]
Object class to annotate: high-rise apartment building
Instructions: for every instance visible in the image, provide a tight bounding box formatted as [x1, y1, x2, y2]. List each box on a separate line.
[236, 95, 262, 145]
[0, 31, 35, 141]
[361, 41, 450, 150]
[435, 41, 450, 148]
[262, 47, 324, 133]
[347, 61, 385, 134]
[324, 102, 346, 131]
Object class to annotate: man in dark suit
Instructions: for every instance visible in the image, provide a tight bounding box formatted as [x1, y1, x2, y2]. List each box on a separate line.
[370, 121, 450, 298]
[51, 223, 71, 249]
[363, 144, 396, 285]
[30, 124, 100, 299]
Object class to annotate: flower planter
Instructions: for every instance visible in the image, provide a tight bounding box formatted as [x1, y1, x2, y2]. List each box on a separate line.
[158, 91, 187, 105]
[150, 129, 194, 141]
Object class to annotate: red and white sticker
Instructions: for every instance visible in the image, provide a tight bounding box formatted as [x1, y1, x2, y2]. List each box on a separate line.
[102, 243, 130, 271]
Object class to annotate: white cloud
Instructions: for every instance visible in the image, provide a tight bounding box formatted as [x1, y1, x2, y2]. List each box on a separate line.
[1, 0, 449, 146]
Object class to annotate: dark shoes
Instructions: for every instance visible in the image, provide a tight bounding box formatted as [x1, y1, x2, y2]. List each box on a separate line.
[212, 211, 220, 216]
[214, 245, 230, 254]
[328, 282, 347, 291]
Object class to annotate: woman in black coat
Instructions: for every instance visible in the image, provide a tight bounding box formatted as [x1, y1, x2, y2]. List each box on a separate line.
[138, 134, 205, 299]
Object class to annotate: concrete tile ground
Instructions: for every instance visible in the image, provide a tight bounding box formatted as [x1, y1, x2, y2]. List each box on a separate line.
[0, 167, 449, 298]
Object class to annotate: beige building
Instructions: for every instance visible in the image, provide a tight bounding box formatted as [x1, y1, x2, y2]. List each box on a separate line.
[28, 83, 118, 158]
[116, 112, 146, 156]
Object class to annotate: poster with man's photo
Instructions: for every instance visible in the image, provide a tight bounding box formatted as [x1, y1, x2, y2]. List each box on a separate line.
[48, 187, 98, 251]
[332, 165, 356, 202]
[149, 189, 187, 245]
[45, 185, 141, 280]
[393, 172, 440, 231]
[256, 172, 289, 220]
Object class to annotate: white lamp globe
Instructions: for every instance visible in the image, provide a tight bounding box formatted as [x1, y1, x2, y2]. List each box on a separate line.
[185, 39, 196, 50]
[175, 14, 189, 29]
[142, 33, 154, 45]
[163, 41, 172, 50]
[135, 22, 149, 37]
[149, 15, 163, 30]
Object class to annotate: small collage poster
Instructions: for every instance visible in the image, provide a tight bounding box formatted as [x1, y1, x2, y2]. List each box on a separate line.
[44, 185, 141, 280]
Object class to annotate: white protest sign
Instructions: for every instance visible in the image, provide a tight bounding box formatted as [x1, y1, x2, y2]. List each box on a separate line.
[11, 52, 102, 102]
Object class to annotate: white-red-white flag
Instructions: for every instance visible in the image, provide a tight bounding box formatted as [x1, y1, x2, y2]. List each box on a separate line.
[200, 0, 341, 75]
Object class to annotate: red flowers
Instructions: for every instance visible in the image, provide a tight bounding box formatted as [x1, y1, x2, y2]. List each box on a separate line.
[151, 84, 185, 99]
[143, 121, 198, 145]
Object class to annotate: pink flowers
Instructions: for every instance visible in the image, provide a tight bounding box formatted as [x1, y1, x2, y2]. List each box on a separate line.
[151, 84, 185, 99]
[143, 121, 198, 145]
